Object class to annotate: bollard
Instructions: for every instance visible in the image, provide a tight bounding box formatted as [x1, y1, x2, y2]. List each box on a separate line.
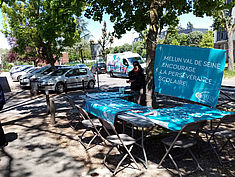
[49, 99, 55, 125]
[45, 90, 50, 114]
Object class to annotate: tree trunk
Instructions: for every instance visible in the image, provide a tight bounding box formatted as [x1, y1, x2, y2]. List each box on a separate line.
[145, 1, 159, 107]
[227, 30, 234, 71]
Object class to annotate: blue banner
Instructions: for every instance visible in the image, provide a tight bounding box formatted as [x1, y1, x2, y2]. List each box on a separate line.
[154, 44, 226, 108]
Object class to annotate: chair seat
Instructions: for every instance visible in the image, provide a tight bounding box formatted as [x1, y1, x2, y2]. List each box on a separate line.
[162, 135, 197, 148]
[82, 119, 102, 128]
[214, 129, 235, 139]
[107, 134, 136, 146]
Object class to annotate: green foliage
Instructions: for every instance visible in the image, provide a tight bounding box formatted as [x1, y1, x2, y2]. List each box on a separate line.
[200, 31, 214, 48]
[1, 0, 86, 67]
[186, 31, 203, 47]
[170, 39, 180, 46]
[177, 33, 188, 46]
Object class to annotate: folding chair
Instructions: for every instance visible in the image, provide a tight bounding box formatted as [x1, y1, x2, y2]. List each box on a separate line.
[63, 96, 81, 129]
[203, 115, 235, 165]
[99, 118, 140, 175]
[77, 106, 105, 151]
[158, 120, 207, 177]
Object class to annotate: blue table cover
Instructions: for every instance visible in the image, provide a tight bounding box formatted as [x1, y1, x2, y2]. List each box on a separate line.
[80, 91, 133, 100]
[124, 104, 234, 131]
[85, 98, 149, 123]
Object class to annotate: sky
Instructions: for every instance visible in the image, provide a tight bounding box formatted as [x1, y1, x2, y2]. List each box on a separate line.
[0, 12, 214, 50]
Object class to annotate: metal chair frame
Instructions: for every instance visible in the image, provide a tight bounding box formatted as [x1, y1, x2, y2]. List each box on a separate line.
[158, 120, 207, 177]
[99, 118, 140, 175]
[77, 106, 106, 150]
[204, 115, 235, 165]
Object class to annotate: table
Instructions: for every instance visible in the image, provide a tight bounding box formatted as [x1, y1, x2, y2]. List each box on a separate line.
[84, 98, 234, 169]
[119, 104, 234, 131]
[80, 91, 133, 100]
[85, 98, 149, 123]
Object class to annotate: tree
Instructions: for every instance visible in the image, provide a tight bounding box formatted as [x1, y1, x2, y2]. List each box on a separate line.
[1, 1, 86, 69]
[67, 40, 90, 63]
[84, 0, 231, 106]
[194, 0, 235, 71]
[85, 0, 192, 106]
[187, 31, 203, 47]
[98, 21, 114, 61]
[200, 31, 214, 48]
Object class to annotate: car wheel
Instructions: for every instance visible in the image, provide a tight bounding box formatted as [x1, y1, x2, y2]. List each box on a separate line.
[17, 75, 22, 81]
[55, 82, 65, 93]
[87, 80, 95, 89]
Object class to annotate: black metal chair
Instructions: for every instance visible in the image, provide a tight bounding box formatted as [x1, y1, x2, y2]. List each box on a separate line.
[99, 118, 140, 175]
[63, 96, 81, 129]
[203, 115, 235, 165]
[77, 106, 106, 151]
[158, 120, 207, 177]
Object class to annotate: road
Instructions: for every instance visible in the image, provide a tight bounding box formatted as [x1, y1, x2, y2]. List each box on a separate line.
[0, 72, 130, 92]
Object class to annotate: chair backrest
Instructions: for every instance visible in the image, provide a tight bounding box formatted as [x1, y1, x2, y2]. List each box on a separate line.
[181, 120, 207, 133]
[220, 114, 235, 124]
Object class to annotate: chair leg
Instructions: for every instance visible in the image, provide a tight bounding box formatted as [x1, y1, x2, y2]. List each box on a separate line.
[208, 139, 223, 165]
[188, 148, 204, 172]
[163, 145, 182, 177]
[86, 127, 103, 149]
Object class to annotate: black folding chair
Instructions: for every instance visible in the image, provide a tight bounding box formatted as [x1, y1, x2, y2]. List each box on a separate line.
[158, 120, 207, 177]
[203, 115, 235, 165]
[98, 118, 140, 175]
[63, 96, 81, 129]
[77, 106, 106, 151]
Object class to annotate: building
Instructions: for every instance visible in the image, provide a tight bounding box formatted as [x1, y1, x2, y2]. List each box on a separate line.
[38, 52, 69, 66]
[214, 4, 235, 61]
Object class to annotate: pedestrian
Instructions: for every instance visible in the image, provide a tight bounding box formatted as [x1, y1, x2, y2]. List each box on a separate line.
[0, 84, 7, 147]
[127, 61, 145, 104]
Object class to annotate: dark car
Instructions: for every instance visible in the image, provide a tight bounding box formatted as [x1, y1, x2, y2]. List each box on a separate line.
[0, 84, 5, 110]
[91, 63, 107, 74]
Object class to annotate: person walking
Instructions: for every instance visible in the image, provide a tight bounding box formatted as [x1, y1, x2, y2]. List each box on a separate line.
[127, 61, 145, 104]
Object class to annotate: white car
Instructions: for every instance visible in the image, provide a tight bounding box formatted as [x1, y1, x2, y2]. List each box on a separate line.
[38, 67, 96, 93]
[11, 67, 40, 81]
[10, 65, 33, 76]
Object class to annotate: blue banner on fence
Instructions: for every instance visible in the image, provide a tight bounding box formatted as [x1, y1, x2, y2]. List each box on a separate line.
[154, 44, 226, 108]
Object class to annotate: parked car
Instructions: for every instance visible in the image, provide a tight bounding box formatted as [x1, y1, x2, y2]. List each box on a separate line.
[10, 65, 33, 76]
[11, 67, 40, 81]
[0, 84, 5, 110]
[20, 65, 68, 87]
[91, 63, 107, 74]
[38, 67, 95, 93]
[75, 64, 89, 68]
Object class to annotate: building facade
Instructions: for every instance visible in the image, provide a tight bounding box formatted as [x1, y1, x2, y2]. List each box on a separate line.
[214, 2, 235, 61]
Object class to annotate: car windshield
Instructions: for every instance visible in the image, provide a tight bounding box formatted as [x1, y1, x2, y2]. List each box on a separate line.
[50, 68, 71, 76]
[35, 66, 50, 74]
[77, 64, 87, 68]
[128, 57, 145, 64]
[98, 63, 106, 67]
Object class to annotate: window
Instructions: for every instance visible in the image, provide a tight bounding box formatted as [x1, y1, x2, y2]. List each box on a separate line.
[79, 68, 87, 75]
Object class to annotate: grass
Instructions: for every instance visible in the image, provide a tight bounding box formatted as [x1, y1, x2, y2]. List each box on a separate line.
[223, 69, 235, 78]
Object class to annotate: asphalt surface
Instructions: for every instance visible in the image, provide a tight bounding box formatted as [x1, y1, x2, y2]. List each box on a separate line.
[0, 72, 235, 177]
